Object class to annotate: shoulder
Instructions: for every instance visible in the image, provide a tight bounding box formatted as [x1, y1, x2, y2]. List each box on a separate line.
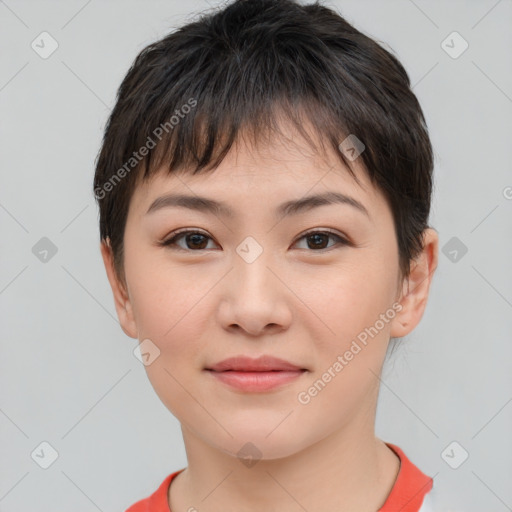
[123, 470, 185, 512]
[379, 442, 434, 512]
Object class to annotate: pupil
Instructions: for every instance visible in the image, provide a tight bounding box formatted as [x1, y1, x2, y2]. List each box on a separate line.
[309, 234, 326, 249]
[189, 234, 206, 249]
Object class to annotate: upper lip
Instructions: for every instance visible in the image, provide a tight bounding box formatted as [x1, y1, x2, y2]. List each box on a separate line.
[206, 355, 306, 372]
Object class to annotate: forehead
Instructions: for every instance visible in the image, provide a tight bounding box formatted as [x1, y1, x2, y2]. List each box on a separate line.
[129, 123, 383, 220]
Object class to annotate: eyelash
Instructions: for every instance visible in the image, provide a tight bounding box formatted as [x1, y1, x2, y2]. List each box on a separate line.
[158, 228, 351, 253]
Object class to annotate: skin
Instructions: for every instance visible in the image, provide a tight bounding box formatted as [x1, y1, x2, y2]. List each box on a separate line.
[101, 119, 439, 512]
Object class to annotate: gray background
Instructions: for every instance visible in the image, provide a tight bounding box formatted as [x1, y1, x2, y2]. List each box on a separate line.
[1, 0, 511, 510]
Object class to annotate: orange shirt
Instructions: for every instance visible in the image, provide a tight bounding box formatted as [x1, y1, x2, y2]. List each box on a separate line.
[126, 442, 433, 512]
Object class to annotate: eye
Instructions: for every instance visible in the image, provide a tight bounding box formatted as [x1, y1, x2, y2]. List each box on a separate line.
[293, 229, 350, 251]
[159, 229, 218, 251]
[159, 228, 350, 252]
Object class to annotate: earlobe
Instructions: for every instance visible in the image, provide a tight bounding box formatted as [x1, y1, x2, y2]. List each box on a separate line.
[100, 239, 138, 339]
[390, 228, 439, 339]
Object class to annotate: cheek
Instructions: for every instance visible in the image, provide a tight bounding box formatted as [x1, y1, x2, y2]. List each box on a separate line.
[298, 256, 397, 365]
[124, 245, 210, 340]
[304, 256, 396, 321]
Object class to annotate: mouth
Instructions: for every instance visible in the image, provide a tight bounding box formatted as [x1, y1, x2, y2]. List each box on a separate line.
[204, 355, 308, 392]
[205, 355, 307, 373]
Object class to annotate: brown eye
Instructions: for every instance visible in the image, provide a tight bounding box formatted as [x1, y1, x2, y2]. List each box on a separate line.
[306, 232, 331, 250]
[160, 230, 216, 251]
[294, 230, 349, 251]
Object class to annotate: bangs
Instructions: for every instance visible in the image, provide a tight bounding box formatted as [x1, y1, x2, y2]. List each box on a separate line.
[142, 98, 363, 185]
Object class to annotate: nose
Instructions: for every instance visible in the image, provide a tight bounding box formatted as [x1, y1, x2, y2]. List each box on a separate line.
[216, 248, 293, 337]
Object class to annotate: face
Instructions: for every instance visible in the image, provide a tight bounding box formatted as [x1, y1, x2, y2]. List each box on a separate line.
[101, 121, 438, 461]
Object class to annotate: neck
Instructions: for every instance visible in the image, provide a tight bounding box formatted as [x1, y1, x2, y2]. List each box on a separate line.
[169, 413, 400, 511]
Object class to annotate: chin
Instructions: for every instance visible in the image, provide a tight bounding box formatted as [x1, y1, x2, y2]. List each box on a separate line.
[212, 428, 306, 463]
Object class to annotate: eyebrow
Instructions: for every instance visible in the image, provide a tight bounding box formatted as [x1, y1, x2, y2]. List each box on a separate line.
[145, 191, 370, 219]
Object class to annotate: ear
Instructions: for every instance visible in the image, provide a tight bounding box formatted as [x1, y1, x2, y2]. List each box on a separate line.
[390, 228, 439, 338]
[100, 239, 138, 339]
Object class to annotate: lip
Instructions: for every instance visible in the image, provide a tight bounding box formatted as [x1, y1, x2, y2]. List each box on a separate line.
[204, 355, 307, 393]
[206, 355, 306, 372]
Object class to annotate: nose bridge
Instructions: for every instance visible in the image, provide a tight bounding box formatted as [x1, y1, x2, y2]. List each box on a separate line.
[218, 234, 291, 335]
[233, 234, 276, 296]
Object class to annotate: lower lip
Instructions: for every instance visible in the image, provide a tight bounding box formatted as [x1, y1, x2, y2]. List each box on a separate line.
[206, 370, 306, 392]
